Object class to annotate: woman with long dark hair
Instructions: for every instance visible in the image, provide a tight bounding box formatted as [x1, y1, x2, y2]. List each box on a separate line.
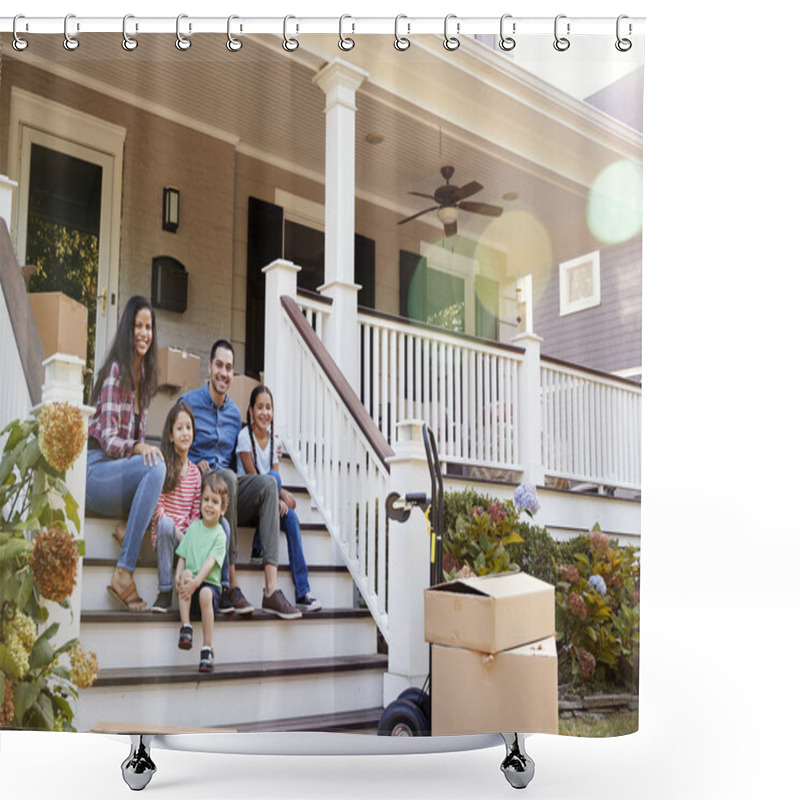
[85, 295, 166, 612]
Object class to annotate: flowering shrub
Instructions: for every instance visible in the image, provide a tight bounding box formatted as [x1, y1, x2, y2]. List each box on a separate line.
[554, 524, 640, 690]
[513, 482, 541, 518]
[1, 406, 96, 730]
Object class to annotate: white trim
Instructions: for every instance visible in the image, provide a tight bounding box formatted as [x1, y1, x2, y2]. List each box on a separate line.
[7, 88, 126, 368]
[275, 189, 325, 232]
[559, 250, 601, 316]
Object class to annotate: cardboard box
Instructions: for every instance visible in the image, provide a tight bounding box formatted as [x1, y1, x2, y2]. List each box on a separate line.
[227, 374, 260, 420]
[157, 346, 201, 390]
[425, 572, 555, 654]
[28, 291, 88, 360]
[431, 637, 559, 736]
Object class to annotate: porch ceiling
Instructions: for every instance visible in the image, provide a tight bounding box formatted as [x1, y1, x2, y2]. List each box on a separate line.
[4, 31, 641, 268]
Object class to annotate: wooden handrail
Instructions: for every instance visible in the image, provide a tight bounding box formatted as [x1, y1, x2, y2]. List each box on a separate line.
[0, 219, 43, 406]
[541, 355, 642, 389]
[281, 295, 394, 470]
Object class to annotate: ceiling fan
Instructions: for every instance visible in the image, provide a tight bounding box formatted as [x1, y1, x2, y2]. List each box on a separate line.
[397, 165, 503, 237]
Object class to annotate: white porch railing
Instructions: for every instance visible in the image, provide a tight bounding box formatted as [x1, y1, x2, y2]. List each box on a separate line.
[0, 297, 33, 433]
[541, 358, 642, 491]
[357, 309, 525, 471]
[279, 295, 391, 641]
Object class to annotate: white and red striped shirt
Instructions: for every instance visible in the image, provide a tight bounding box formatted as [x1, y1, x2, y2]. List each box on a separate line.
[150, 460, 202, 547]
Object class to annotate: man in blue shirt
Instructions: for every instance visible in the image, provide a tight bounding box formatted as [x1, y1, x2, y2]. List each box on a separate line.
[182, 340, 301, 619]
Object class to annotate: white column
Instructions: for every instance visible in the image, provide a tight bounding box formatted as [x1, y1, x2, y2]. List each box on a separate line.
[0, 175, 18, 231]
[383, 420, 432, 706]
[512, 331, 546, 487]
[33, 354, 93, 649]
[312, 59, 370, 391]
[263, 258, 300, 440]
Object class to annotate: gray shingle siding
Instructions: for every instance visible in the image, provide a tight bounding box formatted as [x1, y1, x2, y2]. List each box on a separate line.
[534, 235, 642, 377]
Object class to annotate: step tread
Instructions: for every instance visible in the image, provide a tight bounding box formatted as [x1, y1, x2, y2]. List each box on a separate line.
[81, 607, 370, 624]
[82, 557, 347, 573]
[232, 706, 384, 733]
[91, 653, 388, 687]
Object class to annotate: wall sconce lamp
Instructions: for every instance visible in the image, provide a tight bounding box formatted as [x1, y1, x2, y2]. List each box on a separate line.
[162, 186, 180, 232]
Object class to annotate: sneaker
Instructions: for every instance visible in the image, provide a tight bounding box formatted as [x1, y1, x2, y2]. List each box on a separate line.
[250, 546, 263, 565]
[261, 589, 302, 620]
[221, 586, 254, 617]
[198, 646, 214, 673]
[152, 590, 173, 614]
[295, 594, 322, 613]
[178, 624, 193, 650]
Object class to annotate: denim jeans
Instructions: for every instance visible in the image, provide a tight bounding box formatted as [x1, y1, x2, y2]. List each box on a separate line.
[156, 515, 231, 592]
[252, 469, 311, 601]
[86, 449, 166, 574]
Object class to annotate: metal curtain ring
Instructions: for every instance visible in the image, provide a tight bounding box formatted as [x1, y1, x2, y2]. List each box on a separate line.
[394, 15, 410, 51]
[615, 15, 632, 52]
[12, 15, 29, 51]
[499, 13, 516, 51]
[227, 15, 243, 51]
[283, 15, 299, 51]
[339, 14, 355, 51]
[122, 14, 138, 51]
[553, 14, 570, 51]
[176, 14, 191, 51]
[63, 14, 79, 51]
[443, 14, 460, 51]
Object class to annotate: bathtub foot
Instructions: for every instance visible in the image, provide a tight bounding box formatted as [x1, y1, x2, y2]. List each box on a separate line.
[500, 733, 535, 789]
[121, 735, 157, 791]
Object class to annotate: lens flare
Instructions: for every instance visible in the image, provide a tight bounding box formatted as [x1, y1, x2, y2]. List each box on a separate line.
[587, 160, 643, 243]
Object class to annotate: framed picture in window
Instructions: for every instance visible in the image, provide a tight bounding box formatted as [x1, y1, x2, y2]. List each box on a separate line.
[559, 250, 601, 316]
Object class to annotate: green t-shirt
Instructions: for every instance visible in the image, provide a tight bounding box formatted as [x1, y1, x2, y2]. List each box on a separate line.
[175, 519, 227, 588]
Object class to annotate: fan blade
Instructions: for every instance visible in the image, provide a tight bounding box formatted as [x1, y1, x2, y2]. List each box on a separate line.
[444, 221, 457, 237]
[459, 201, 503, 217]
[408, 191, 437, 200]
[452, 181, 483, 201]
[398, 206, 439, 225]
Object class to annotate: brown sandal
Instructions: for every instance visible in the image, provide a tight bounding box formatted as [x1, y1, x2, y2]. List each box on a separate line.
[107, 581, 149, 612]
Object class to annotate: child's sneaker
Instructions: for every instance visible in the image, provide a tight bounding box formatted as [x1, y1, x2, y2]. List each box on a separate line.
[295, 594, 322, 613]
[250, 546, 263, 565]
[198, 647, 214, 673]
[152, 590, 173, 614]
[178, 624, 193, 650]
[261, 589, 302, 619]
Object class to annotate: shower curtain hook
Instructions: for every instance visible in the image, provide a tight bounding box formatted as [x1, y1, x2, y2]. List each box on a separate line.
[499, 14, 516, 51]
[615, 15, 633, 51]
[553, 14, 570, 51]
[339, 14, 355, 51]
[122, 14, 138, 51]
[394, 15, 410, 51]
[227, 15, 243, 51]
[282, 15, 299, 51]
[63, 14, 80, 51]
[12, 15, 29, 51]
[443, 14, 460, 51]
[176, 14, 192, 50]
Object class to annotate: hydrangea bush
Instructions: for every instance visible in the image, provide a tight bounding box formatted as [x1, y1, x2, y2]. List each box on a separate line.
[0, 404, 97, 731]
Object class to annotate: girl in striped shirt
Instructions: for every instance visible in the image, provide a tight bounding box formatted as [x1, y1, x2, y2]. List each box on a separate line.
[151, 401, 230, 613]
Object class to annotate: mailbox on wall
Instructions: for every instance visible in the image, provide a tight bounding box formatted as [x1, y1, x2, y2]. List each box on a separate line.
[151, 255, 188, 313]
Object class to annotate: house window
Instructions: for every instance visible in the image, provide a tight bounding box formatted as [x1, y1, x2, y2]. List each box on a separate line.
[559, 250, 601, 316]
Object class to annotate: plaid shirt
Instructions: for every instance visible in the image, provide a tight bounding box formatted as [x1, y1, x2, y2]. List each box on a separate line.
[87, 361, 148, 458]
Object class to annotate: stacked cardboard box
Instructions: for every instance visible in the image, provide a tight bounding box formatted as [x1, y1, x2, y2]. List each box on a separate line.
[424, 572, 558, 736]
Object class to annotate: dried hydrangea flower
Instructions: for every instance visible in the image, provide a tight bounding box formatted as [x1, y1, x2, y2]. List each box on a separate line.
[566, 592, 588, 620]
[0, 677, 14, 727]
[579, 649, 596, 678]
[589, 529, 611, 557]
[487, 502, 507, 524]
[558, 564, 580, 584]
[31, 525, 79, 603]
[38, 401, 87, 473]
[68, 645, 99, 689]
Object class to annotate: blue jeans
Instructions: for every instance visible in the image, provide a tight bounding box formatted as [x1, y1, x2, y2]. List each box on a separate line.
[86, 449, 166, 574]
[156, 515, 231, 592]
[252, 470, 311, 601]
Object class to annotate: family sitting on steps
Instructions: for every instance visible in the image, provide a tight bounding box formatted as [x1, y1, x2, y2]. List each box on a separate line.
[84, 296, 320, 673]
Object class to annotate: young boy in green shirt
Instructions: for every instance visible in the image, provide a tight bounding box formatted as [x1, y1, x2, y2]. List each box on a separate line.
[175, 472, 229, 673]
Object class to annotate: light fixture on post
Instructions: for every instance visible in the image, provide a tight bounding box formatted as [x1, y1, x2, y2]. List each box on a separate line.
[162, 186, 180, 233]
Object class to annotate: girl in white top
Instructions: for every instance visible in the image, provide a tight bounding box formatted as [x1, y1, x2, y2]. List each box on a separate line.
[235, 385, 320, 612]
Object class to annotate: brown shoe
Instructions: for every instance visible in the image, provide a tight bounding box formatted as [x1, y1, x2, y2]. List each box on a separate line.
[261, 589, 301, 620]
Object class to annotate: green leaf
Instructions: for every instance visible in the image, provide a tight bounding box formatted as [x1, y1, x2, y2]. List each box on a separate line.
[65, 491, 81, 534]
[28, 636, 56, 671]
[13, 681, 42, 718]
[19, 439, 42, 471]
